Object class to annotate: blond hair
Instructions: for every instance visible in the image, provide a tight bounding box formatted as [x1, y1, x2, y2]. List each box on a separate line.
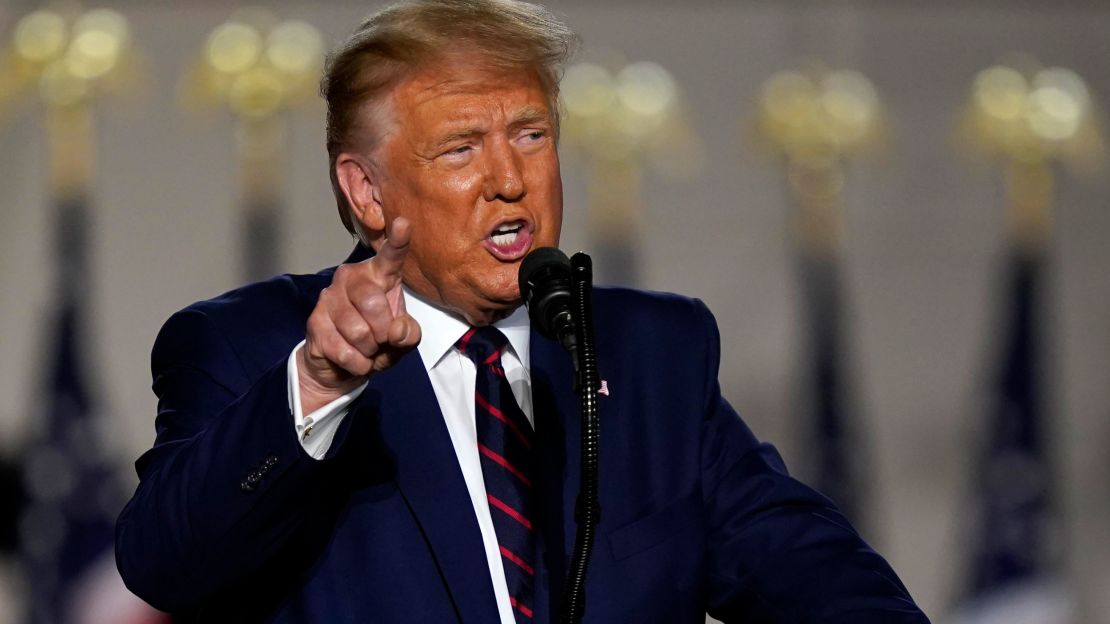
[320, 0, 577, 237]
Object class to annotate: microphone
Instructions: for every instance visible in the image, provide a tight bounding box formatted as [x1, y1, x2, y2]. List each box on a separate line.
[522, 248, 600, 623]
[518, 247, 577, 354]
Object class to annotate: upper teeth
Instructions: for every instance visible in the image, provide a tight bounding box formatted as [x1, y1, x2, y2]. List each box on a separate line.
[492, 223, 522, 247]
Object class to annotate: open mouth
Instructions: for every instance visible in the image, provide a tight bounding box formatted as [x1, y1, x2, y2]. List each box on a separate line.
[484, 219, 533, 260]
[491, 222, 524, 246]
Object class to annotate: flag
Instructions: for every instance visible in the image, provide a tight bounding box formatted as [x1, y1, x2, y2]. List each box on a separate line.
[948, 249, 1071, 624]
[797, 252, 864, 522]
[19, 197, 166, 624]
[243, 196, 283, 282]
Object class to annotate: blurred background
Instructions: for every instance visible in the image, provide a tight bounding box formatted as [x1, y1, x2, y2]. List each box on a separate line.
[1, 0, 1109, 622]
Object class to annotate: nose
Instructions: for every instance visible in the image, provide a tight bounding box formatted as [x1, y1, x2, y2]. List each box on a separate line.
[482, 136, 525, 203]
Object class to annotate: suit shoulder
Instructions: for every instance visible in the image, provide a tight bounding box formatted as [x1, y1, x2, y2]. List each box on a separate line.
[188, 267, 334, 322]
[152, 267, 336, 378]
[593, 286, 715, 332]
[590, 286, 722, 400]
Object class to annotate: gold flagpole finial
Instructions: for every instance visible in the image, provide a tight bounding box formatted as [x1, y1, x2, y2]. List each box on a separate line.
[958, 60, 1104, 250]
[183, 9, 324, 198]
[5, 7, 134, 108]
[560, 57, 701, 283]
[754, 65, 885, 254]
[183, 9, 325, 279]
[756, 66, 883, 163]
[2, 5, 136, 196]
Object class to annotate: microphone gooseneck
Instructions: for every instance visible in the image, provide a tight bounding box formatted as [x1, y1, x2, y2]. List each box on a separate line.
[518, 247, 577, 356]
[518, 248, 601, 624]
[560, 251, 601, 624]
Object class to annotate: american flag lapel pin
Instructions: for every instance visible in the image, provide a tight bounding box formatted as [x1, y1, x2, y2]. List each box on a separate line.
[598, 379, 610, 396]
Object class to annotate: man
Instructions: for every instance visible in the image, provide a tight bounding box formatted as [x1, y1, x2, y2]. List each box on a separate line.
[116, 1, 929, 622]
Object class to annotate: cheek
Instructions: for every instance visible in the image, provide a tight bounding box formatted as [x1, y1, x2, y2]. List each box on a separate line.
[550, 185, 564, 243]
[404, 215, 459, 275]
[539, 164, 563, 246]
[443, 171, 482, 194]
[422, 232, 469, 270]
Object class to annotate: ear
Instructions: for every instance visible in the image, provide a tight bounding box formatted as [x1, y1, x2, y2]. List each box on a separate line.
[335, 153, 386, 237]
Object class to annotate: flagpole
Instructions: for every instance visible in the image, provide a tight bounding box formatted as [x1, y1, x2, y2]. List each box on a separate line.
[951, 60, 1102, 623]
[239, 117, 285, 280]
[754, 66, 884, 524]
[46, 101, 95, 299]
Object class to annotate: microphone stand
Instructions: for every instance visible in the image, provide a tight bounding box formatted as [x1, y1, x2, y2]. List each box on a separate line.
[559, 252, 601, 624]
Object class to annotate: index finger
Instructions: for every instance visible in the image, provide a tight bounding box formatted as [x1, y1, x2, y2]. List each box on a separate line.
[373, 217, 412, 278]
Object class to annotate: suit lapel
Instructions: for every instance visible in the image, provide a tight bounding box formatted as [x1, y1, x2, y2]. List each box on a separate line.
[357, 351, 499, 623]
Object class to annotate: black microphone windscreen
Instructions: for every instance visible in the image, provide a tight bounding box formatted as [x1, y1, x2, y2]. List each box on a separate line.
[518, 247, 576, 348]
[519, 247, 570, 301]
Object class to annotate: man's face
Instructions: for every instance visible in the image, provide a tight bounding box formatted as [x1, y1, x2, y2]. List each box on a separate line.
[362, 58, 563, 326]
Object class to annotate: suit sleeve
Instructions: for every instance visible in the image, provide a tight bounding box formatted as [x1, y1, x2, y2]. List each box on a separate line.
[692, 300, 929, 623]
[115, 308, 356, 612]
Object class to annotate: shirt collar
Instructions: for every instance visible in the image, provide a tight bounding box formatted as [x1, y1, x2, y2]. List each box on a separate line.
[403, 287, 531, 371]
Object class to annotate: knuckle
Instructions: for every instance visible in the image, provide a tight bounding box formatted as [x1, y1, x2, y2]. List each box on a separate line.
[318, 286, 344, 311]
[347, 275, 382, 299]
[319, 338, 343, 361]
[305, 312, 329, 338]
[359, 293, 390, 317]
[322, 332, 348, 358]
[331, 342, 359, 368]
[344, 321, 371, 344]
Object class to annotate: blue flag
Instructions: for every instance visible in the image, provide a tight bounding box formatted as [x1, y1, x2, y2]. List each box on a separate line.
[798, 253, 864, 523]
[950, 250, 1071, 624]
[19, 198, 165, 624]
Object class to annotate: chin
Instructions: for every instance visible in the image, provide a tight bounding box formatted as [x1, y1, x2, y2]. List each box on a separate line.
[460, 300, 516, 327]
[483, 289, 522, 310]
[484, 266, 523, 301]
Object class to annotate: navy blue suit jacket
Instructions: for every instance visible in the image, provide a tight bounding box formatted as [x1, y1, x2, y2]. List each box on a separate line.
[116, 246, 928, 623]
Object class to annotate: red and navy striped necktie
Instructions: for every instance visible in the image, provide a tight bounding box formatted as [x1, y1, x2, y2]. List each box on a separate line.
[457, 326, 537, 622]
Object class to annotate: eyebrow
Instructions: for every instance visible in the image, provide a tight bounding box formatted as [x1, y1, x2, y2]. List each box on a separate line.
[508, 105, 552, 130]
[430, 106, 553, 151]
[434, 127, 484, 149]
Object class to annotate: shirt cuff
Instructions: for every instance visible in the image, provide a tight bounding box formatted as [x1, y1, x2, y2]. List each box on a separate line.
[287, 340, 368, 460]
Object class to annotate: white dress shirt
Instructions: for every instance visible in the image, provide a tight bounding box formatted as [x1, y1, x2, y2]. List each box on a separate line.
[286, 287, 532, 624]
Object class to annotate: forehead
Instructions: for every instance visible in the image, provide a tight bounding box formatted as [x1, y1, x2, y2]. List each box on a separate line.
[386, 59, 553, 133]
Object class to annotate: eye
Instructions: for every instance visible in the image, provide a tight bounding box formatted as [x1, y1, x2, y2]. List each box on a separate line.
[516, 129, 548, 149]
[438, 143, 475, 163]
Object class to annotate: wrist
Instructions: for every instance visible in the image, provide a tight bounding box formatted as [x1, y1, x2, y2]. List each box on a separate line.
[296, 348, 360, 415]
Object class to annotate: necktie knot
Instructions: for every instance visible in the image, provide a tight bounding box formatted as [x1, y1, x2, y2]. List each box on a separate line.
[456, 326, 509, 366]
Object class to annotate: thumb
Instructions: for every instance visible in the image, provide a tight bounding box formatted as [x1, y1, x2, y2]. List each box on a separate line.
[387, 312, 422, 349]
